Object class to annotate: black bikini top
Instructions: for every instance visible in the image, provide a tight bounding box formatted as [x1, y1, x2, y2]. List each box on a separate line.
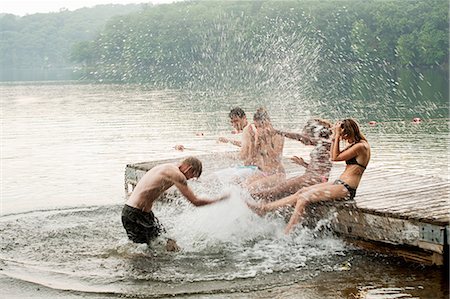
[345, 143, 367, 169]
[345, 157, 366, 169]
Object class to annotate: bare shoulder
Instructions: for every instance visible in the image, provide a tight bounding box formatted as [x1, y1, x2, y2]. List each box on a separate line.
[361, 140, 370, 150]
[275, 132, 284, 142]
[242, 124, 251, 135]
[152, 163, 180, 178]
[162, 163, 186, 184]
[355, 141, 370, 156]
[243, 123, 256, 135]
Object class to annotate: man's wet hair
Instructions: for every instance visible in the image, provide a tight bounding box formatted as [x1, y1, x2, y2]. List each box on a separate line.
[229, 107, 246, 119]
[181, 156, 203, 177]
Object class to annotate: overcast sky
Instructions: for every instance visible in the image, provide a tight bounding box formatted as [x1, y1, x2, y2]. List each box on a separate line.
[1, 0, 177, 16]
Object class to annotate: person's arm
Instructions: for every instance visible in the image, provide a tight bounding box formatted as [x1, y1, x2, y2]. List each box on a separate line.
[174, 179, 228, 206]
[218, 137, 242, 147]
[290, 156, 308, 168]
[276, 129, 313, 145]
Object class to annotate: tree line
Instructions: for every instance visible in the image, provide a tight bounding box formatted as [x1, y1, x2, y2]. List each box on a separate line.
[1, 0, 448, 85]
[0, 4, 144, 72]
[72, 0, 448, 87]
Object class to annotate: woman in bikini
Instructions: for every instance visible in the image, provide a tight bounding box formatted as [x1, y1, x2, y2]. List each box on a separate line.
[251, 119, 333, 201]
[248, 118, 370, 234]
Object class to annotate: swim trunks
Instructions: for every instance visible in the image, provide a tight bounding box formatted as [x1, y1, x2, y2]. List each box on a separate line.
[333, 179, 357, 200]
[121, 204, 162, 244]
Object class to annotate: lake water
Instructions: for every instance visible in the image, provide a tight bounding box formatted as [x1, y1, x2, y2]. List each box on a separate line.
[0, 81, 448, 298]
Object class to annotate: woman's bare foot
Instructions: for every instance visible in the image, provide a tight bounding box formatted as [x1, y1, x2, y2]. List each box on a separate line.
[246, 201, 266, 216]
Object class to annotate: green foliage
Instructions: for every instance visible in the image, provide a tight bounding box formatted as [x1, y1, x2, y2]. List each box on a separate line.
[77, 0, 448, 85]
[0, 4, 144, 70]
[1, 0, 448, 84]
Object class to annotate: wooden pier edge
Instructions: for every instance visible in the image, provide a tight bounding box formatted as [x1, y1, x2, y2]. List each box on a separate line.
[306, 202, 449, 266]
[124, 153, 449, 267]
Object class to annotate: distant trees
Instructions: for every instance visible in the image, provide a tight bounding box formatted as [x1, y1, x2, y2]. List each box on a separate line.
[0, 4, 144, 72]
[347, 0, 448, 67]
[73, 0, 448, 85]
[1, 1, 448, 84]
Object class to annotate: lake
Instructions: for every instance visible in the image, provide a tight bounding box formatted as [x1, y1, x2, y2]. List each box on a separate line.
[0, 73, 448, 298]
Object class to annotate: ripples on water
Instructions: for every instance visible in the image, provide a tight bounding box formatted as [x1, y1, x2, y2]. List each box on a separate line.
[0, 83, 448, 298]
[0, 202, 447, 298]
[0, 199, 347, 295]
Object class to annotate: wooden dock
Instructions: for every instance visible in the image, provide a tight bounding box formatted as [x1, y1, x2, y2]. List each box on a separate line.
[124, 153, 449, 266]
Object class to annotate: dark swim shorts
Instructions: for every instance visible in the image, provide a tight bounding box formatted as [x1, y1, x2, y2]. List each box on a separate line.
[121, 204, 162, 244]
[333, 179, 357, 200]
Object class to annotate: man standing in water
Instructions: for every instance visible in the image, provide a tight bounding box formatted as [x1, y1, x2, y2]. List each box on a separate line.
[122, 156, 228, 251]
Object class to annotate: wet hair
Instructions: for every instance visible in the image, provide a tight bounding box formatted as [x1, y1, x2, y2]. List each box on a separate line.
[229, 107, 246, 119]
[253, 107, 270, 123]
[311, 119, 332, 139]
[181, 156, 203, 177]
[303, 119, 332, 139]
[340, 119, 366, 142]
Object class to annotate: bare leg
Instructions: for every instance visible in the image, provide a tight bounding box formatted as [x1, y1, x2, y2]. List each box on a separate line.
[247, 192, 300, 216]
[283, 183, 349, 234]
[245, 172, 285, 192]
[284, 195, 308, 234]
[252, 174, 318, 201]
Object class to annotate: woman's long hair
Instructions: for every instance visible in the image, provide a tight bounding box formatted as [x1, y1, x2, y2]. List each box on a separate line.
[341, 119, 366, 142]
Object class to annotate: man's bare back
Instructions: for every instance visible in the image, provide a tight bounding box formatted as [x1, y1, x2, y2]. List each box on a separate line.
[126, 163, 187, 212]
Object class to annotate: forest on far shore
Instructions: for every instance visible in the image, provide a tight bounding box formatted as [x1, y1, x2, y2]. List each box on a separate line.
[1, 0, 448, 85]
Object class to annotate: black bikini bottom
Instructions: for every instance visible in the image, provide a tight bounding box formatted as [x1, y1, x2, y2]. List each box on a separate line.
[333, 179, 357, 200]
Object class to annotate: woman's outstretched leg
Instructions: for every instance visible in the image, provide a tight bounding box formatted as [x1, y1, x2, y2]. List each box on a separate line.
[247, 192, 299, 216]
[283, 183, 349, 234]
[284, 195, 308, 234]
[248, 182, 328, 216]
[251, 174, 312, 201]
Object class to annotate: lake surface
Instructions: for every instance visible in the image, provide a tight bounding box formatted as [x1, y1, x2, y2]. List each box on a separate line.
[0, 81, 448, 298]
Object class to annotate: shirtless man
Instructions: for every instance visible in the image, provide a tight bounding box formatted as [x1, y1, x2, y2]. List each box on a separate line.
[221, 107, 261, 166]
[217, 107, 249, 147]
[122, 156, 228, 250]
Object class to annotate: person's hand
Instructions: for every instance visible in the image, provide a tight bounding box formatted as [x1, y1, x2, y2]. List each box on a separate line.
[217, 192, 230, 202]
[290, 156, 304, 165]
[333, 121, 343, 137]
[217, 137, 229, 143]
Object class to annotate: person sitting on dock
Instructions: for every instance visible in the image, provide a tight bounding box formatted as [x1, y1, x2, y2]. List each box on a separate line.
[243, 107, 285, 192]
[122, 156, 229, 250]
[248, 118, 370, 234]
[217, 107, 249, 147]
[251, 118, 333, 201]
